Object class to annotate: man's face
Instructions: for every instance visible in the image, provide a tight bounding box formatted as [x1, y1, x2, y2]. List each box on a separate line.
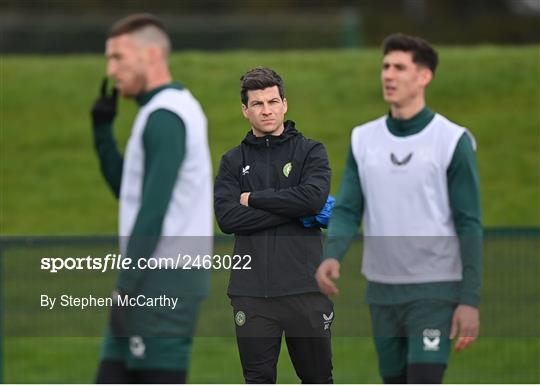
[381, 50, 431, 107]
[106, 34, 147, 97]
[242, 86, 288, 137]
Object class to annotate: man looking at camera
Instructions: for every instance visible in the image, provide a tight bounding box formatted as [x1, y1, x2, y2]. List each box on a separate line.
[214, 67, 334, 384]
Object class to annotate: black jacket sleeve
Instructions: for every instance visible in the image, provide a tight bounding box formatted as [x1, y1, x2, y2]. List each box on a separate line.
[214, 153, 292, 234]
[248, 142, 331, 217]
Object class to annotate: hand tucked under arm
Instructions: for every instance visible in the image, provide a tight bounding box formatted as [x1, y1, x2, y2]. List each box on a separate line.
[240, 192, 250, 207]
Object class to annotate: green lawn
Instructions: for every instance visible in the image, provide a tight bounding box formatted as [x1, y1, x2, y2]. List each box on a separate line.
[5, 337, 538, 383]
[2, 234, 539, 383]
[1, 47, 539, 383]
[1, 47, 539, 235]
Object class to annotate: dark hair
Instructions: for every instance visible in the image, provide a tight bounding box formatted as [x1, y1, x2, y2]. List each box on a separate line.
[240, 67, 285, 105]
[108, 13, 168, 38]
[382, 33, 438, 73]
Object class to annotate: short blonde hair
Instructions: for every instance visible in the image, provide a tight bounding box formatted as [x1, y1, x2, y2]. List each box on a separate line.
[109, 13, 171, 56]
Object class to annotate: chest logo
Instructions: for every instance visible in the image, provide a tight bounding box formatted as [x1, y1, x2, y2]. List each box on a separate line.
[242, 165, 250, 175]
[390, 152, 413, 166]
[282, 162, 292, 177]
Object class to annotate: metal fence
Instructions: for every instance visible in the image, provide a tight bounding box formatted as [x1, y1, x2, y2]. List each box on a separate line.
[0, 228, 538, 382]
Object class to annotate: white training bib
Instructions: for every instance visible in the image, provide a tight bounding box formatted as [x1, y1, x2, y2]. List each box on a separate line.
[119, 88, 213, 258]
[351, 114, 472, 284]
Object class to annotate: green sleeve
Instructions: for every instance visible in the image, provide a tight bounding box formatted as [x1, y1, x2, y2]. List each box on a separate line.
[117, 109, 186, 293]
[447, 133, 483, 307]
[93, 123, 123, 198]
[324, 146, 364, 261]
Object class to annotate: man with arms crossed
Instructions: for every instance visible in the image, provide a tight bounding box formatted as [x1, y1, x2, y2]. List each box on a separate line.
[316, 33, 482, 384]
[90, 14, 212, 383]
[214, 67, 334, 383]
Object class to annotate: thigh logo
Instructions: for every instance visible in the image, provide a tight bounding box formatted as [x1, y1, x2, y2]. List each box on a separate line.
[323, 312, 334, 330]
[129, 336, 146, 358]
[235, 311, 246, 326]
[422, 329, 441, 351]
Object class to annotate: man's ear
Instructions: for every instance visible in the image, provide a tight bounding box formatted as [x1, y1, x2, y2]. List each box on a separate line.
[241, 104, 249, 119]
[283, 98, 288, 114]
[145, 45, 161, 64]
[419, 67, 433, 88]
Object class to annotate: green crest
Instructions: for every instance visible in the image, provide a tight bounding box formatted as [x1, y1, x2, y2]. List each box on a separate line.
[282, 162, 292, 177]
[235, 311, 246, 326]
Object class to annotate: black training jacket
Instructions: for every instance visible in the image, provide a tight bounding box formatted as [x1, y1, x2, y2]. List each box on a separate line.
[214, 120, 331, 297]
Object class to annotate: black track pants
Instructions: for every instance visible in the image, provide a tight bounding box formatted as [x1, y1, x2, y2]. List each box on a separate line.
[231, 293, 334, 384]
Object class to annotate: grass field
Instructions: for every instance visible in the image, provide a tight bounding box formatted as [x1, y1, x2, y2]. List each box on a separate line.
[5, 336, 539, 383]
[1, 47, 539, 234]
[1, 47, 539, 383]
[2, 233, 539, 383]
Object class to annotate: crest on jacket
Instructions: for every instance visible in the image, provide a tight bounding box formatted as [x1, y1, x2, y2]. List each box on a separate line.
[282, 162, 292, 177]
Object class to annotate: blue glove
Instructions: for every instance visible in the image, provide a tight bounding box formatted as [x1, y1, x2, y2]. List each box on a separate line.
[301, 195, 335, 229]
[300, 215, 317, 228]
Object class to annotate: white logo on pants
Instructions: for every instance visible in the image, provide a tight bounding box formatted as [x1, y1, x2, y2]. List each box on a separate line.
[323, 312, 334, 330]
[422, 329, 441, 351]
[130, 336, 146, 358]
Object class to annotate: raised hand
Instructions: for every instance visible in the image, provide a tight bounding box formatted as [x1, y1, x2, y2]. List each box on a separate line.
[91, 77, 118, 128]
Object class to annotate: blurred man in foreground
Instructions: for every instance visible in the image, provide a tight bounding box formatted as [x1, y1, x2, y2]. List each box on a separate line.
[91, 13, 212, 383]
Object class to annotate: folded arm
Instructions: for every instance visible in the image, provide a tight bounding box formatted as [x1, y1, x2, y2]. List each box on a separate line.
[214, 155, 292, 234]
[248, 143, 331, 217]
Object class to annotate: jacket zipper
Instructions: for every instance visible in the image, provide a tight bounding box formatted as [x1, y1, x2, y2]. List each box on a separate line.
[265, 137, 270, 298]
